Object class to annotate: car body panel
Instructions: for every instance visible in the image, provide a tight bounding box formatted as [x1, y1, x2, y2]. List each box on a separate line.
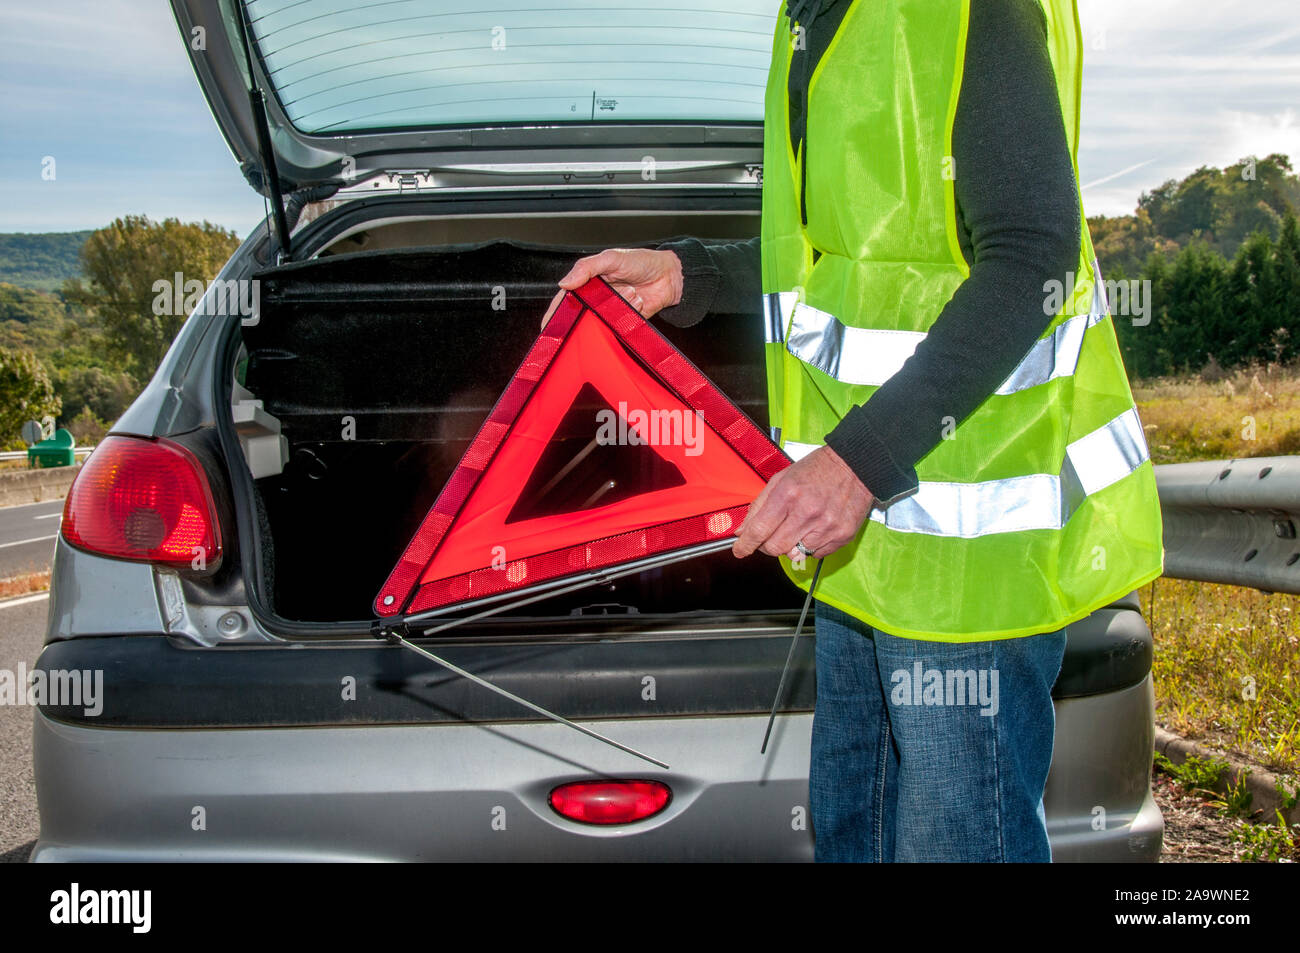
[46, 540, 168, 640]
[32, 676, 1161, 861]
[33, 710, 817, 862]
[36, 600, 1146, 724]
[1044, 678, 1162, 862]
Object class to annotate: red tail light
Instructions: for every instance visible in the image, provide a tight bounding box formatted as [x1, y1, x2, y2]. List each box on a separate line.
[62, 435, 222, 570]
[548, 780, 672, 825]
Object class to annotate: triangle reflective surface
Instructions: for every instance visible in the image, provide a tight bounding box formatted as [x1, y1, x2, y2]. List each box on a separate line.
[374, 278, 789, 618]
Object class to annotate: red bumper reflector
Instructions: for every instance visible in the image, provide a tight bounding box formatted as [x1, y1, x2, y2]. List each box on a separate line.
[61, 435, 222, 569]
[549, 780, 672, 825]
[375, 277, 789, 617]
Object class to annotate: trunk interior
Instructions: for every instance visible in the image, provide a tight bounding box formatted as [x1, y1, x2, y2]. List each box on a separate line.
[237, 236, 801, 624]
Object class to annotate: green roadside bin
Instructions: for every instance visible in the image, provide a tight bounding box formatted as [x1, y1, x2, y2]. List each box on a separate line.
[28, 428, 76, 468]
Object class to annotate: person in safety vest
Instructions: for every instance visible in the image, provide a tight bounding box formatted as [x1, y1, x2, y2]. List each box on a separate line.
[542, 0, 1162, 862]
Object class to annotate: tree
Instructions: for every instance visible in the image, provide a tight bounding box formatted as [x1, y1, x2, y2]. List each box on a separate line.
[1118, 251, 1172, 378]
[0, 282, 64, 326]
[1141, 167, 1219, 241]
[1162, 241, 1226, 373]
[0, 347, 61, 449]
[56, 365, 139, 428]
[1091, 209, 1175, 277]
[62, 215, 240, 379]
[65, 408, 107, 447]
[1093, 153, 1300, 283]
[1274, 211, 1300, 361]
[1226, 231, 1280, 366]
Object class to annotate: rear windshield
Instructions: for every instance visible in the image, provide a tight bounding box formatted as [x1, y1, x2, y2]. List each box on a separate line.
[244, 0, 779, 134]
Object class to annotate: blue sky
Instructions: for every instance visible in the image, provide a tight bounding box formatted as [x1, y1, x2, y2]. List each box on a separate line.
[1, 0, 1297, 238]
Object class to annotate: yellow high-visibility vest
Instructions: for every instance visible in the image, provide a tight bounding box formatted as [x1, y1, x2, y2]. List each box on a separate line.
[761, 0, 1163, 641]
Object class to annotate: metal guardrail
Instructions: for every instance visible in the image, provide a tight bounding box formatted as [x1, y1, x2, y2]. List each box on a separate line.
[1156, 456, 1300, 595]
[0, 448, 93, 462]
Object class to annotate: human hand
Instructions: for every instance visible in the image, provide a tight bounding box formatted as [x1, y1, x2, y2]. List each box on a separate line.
[732, 446, 874, 560]
[541, 247, 684, 328]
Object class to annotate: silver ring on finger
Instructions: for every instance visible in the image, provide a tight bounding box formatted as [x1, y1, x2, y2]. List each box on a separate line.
[795, 540, 814, 557]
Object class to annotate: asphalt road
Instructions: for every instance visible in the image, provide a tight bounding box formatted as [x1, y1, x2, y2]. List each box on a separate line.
[0, 499, 63, 580]
[0, 495, 63, 863]
[0, 594, 50, 862]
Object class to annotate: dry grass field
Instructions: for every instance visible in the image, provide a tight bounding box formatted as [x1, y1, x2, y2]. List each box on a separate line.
[1134, 362, 1300, 780]
[1134, 360, 1300, 464]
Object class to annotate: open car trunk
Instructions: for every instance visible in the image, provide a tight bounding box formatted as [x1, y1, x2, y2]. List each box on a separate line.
[237, 240, 800, 625]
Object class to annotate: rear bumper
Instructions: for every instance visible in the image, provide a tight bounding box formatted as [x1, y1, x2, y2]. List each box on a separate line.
[33, 710, 817, 862]
[1049, 784, 1164, 864]
[1046, 677, 1163, 862]
[33, 677, 1161, 861]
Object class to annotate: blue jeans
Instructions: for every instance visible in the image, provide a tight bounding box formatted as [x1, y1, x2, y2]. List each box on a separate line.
[809, 602, 1067, 862]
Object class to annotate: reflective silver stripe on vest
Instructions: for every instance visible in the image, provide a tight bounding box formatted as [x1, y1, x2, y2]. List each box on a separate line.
[785, 301, 926, 386]
[995, 268, 1110, 395]
[780, 408, 1149, 539]
[993, 309, 1107, 395]
[775, 262, 1111, 394]
[763, 292, 797, 344]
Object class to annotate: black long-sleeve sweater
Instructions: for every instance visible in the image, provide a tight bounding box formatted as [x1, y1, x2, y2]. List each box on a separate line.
[655, 0, 1081, 506]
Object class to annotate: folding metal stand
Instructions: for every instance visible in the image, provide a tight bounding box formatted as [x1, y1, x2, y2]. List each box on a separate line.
[373, 538, 740, 769]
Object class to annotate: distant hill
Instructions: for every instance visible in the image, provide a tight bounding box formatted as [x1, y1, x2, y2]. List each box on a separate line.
[1089, 153, 1300, 278]
[0, 231, 91, 293]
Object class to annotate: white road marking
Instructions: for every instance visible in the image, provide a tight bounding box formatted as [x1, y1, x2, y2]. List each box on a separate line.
[32, 513, 61, 520]
[0, 534, 57, 550]
[0, 591, 49, 610]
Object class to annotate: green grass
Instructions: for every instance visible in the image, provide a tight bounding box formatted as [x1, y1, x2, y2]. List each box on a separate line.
[1153, 752, 1299, 861]
[1230, 811, 1298, 862]
[1146, 577, 1300, 775]
[1153, 751, 1231, 794]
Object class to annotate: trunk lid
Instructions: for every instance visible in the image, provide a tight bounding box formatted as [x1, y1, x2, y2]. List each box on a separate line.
[171, 0, 774, 196]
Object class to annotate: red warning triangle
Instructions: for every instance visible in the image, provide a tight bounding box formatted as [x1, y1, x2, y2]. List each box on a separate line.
[374, 278, 790, 618]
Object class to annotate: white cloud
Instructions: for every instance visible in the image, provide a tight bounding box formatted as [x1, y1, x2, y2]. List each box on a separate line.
[1077, 0, 1300, 215]
[0, 1, 192, 80]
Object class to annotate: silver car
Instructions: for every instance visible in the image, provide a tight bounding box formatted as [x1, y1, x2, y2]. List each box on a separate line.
[31, 0, 1162, 861]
